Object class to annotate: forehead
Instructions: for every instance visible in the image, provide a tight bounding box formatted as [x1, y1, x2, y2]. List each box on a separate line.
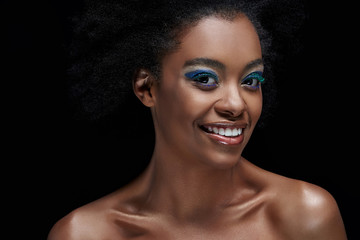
[163, 15, 262, 72]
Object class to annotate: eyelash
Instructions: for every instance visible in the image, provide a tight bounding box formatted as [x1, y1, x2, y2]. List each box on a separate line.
[185, 70, 265, 91]
[185, 70, 219, 90]
[241, 71, 265, 90]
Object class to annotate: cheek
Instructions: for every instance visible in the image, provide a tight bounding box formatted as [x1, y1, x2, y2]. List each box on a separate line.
[245, 92, 263, 126]
[157, 83, 210, 125]
[153, 83, 213, 156]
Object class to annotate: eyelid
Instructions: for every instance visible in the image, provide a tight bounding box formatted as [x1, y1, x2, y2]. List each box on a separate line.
[185, 69, 219, 81]
[241, 71, 265, 83]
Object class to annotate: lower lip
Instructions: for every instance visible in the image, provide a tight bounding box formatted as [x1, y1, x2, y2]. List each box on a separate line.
[203, 130, 244, 145]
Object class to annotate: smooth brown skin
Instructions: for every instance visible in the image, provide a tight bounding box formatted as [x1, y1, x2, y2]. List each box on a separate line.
[48, 16, 347, 239]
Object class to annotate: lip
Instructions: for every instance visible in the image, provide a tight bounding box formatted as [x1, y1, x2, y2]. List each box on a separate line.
[201, 122, 248, 129]
[199, 122, 247, 145]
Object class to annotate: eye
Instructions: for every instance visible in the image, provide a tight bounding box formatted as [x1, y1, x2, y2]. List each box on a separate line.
[185, 69, 219, 89]
[241, 71, 265, 90]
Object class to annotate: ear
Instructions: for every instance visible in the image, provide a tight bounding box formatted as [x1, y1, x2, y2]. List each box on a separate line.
[133, 69, 157, 107]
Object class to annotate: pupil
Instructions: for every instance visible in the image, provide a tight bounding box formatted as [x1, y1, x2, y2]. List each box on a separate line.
[246, 79, 254, 85]
[198, 76, 209, 83]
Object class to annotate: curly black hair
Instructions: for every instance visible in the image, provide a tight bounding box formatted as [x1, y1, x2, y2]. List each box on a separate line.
[67, 0, 306, 126]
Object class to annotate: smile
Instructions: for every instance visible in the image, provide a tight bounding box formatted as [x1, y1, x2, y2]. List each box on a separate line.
[199, 123, 245, 145]
[204, 126, 242, 137]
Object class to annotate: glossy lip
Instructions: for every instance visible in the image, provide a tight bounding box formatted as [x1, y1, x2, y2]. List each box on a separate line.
[199, 122, 247, 146]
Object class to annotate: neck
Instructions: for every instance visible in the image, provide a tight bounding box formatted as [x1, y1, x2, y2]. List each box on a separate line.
[138, 143, 253, 223]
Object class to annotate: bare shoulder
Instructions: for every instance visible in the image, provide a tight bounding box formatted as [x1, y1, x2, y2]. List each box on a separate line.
[47, 193, 126, 240]
[244, 159, 347, 239]
[270, 177, 347, 239]
[47, 208, 85, 240]
[47, 205, 105, 240]
[47, 174, 151, 240]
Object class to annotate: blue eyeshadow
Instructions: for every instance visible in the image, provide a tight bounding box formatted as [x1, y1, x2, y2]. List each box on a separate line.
[242, 71, 265, 83]
[185, 69, 218, 80]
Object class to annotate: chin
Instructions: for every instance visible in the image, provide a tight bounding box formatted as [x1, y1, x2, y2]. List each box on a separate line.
[201, 149, 244, 170]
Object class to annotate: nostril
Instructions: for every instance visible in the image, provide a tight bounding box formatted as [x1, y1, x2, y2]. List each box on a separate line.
[216, 109, 244, 120]
[214, 91, 246, 118]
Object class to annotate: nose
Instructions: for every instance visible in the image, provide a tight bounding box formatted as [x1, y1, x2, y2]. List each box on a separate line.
[214, 85, 246, 119]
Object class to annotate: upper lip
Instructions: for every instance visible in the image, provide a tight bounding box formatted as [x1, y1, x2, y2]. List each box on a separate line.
[200, 121, 248, 129]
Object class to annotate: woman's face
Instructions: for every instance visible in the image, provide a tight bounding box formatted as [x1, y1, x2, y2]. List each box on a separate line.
[151, 15, 263, 169]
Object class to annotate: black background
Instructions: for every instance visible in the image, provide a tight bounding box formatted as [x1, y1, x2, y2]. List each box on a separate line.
[3, 0, 359, 239]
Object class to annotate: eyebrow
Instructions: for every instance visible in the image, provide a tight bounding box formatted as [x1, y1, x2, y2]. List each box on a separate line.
[183, 58, 226, 71]
[244, 59, 264, 72]
[183, 58, 264, 72]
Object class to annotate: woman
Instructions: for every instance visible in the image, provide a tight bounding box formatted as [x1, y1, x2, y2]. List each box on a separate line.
[48, 0, 347, 239]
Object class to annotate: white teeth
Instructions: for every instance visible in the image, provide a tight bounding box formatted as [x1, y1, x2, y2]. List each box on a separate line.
[219, 128, 225, 136]
[204, 126, 243, 137]
[225, 128, 232, 136]
[232, 128, 238, 136]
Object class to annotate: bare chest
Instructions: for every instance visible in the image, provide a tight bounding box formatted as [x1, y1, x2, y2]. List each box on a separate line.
[105, 211, 288, 240]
